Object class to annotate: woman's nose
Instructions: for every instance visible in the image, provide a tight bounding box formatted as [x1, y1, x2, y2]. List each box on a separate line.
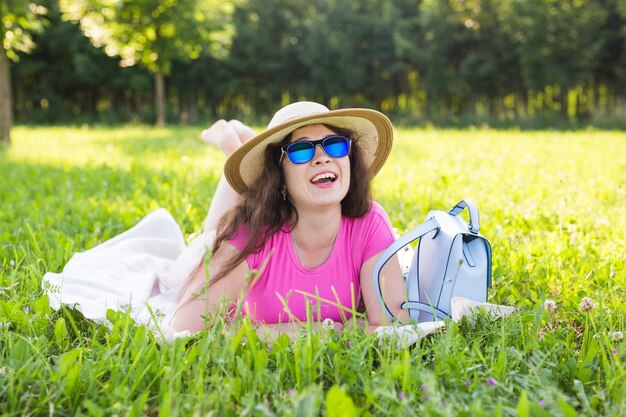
[311, 144, 331, 164]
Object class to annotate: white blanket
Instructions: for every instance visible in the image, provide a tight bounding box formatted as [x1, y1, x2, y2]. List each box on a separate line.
[43, 209, 206, 329]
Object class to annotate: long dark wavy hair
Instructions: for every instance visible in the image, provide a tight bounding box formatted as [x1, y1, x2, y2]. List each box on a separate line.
[196, 124, 373, 285]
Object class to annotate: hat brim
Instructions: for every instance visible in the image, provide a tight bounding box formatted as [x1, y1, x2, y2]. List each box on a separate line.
[224, 108, 394, 194]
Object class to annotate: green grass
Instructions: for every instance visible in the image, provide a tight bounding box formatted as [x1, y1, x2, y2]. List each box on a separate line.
[1, 125, 625, 416]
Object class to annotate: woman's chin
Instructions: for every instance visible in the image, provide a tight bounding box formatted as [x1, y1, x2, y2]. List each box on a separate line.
[306, 187, 348, 207]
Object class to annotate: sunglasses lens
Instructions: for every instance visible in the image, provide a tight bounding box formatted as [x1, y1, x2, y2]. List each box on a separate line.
[323, 136, 350, 158]
[286, 142, 315, 164]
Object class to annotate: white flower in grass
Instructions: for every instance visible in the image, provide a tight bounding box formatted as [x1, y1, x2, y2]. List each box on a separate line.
[579, 297, 596, 312]
[322, 318, 335, 331]
[610, 331, 623, 342]
[241, 336, 248, 346]
[544, 299, 558, 313]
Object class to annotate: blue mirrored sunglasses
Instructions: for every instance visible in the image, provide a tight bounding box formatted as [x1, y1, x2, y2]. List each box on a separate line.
[279, 135, 352, 165]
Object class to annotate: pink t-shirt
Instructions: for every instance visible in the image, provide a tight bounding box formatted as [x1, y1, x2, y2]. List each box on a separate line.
[229, 201, 395, 324]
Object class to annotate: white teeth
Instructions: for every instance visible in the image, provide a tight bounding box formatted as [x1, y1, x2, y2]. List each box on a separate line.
[311, 172, 337, 183]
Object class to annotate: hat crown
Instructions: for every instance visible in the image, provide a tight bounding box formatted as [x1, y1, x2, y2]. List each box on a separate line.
[267, 101, 329, 129]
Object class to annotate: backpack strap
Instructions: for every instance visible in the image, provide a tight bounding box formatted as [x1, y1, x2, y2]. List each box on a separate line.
[373, 217, 440, 322]
[448, 200, 480, 234]
[400, 301, 450, 319]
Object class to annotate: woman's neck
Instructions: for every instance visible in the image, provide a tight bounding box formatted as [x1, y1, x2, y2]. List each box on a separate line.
[292, 204, 341, 251]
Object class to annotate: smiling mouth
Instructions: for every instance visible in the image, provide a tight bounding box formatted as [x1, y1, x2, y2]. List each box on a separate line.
[310, 172, 337, 184]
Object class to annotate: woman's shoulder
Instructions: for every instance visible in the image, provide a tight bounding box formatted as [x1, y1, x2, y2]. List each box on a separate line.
[341, 200, 395, 261]
[228, 223, 288, 253]
[369, 200, 388, 216]
[356, 200, 391, 223]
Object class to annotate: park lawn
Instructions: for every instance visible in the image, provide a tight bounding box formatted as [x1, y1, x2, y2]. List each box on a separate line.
[0, 125, 625, 416]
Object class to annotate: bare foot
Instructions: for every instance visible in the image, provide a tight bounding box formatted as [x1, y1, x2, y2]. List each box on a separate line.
[228, 120, 256, 143]
[200, 120, 242, 156]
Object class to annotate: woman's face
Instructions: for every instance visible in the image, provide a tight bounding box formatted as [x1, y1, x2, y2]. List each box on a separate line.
[282, 124, 351, 211]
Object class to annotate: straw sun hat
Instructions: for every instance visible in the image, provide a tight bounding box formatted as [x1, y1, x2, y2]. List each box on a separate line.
[224, 101, 394, 194]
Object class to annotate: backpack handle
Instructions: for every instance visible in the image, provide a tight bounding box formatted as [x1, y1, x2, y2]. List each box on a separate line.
[372, 217, 440, 322]
[448, 200, 480, 234]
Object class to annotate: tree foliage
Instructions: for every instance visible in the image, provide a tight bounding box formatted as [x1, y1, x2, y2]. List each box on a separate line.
[503, 0, 607, 91]
[59, 0, 233, 126]
[2, 1, 47, 60]
[9, 0, 626, 127]
[59, 0, 232, 73]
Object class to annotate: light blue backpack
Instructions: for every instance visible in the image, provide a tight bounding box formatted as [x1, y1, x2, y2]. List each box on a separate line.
[373, 200, 492, 322]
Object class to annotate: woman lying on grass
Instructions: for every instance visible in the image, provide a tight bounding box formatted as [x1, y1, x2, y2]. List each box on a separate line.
[43, 101, 411, 342]
[172, 102, 409, 338]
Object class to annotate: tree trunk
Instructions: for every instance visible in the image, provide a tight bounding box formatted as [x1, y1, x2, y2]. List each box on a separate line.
[188, 98, 198, 124]
[154, 71, 166, 128]
[0, 49, 12, 144]
[559, 87, 568, 119]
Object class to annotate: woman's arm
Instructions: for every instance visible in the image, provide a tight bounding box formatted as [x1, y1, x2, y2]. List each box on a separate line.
[171, 242, 249, 333]
[359, 250, 409, 330]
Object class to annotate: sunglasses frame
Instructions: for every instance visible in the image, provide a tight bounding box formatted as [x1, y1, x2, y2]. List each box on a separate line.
[279, 135, 352, 165]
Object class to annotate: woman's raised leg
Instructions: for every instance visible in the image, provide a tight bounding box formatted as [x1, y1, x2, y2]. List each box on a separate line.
[202, 120, 256, 234]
